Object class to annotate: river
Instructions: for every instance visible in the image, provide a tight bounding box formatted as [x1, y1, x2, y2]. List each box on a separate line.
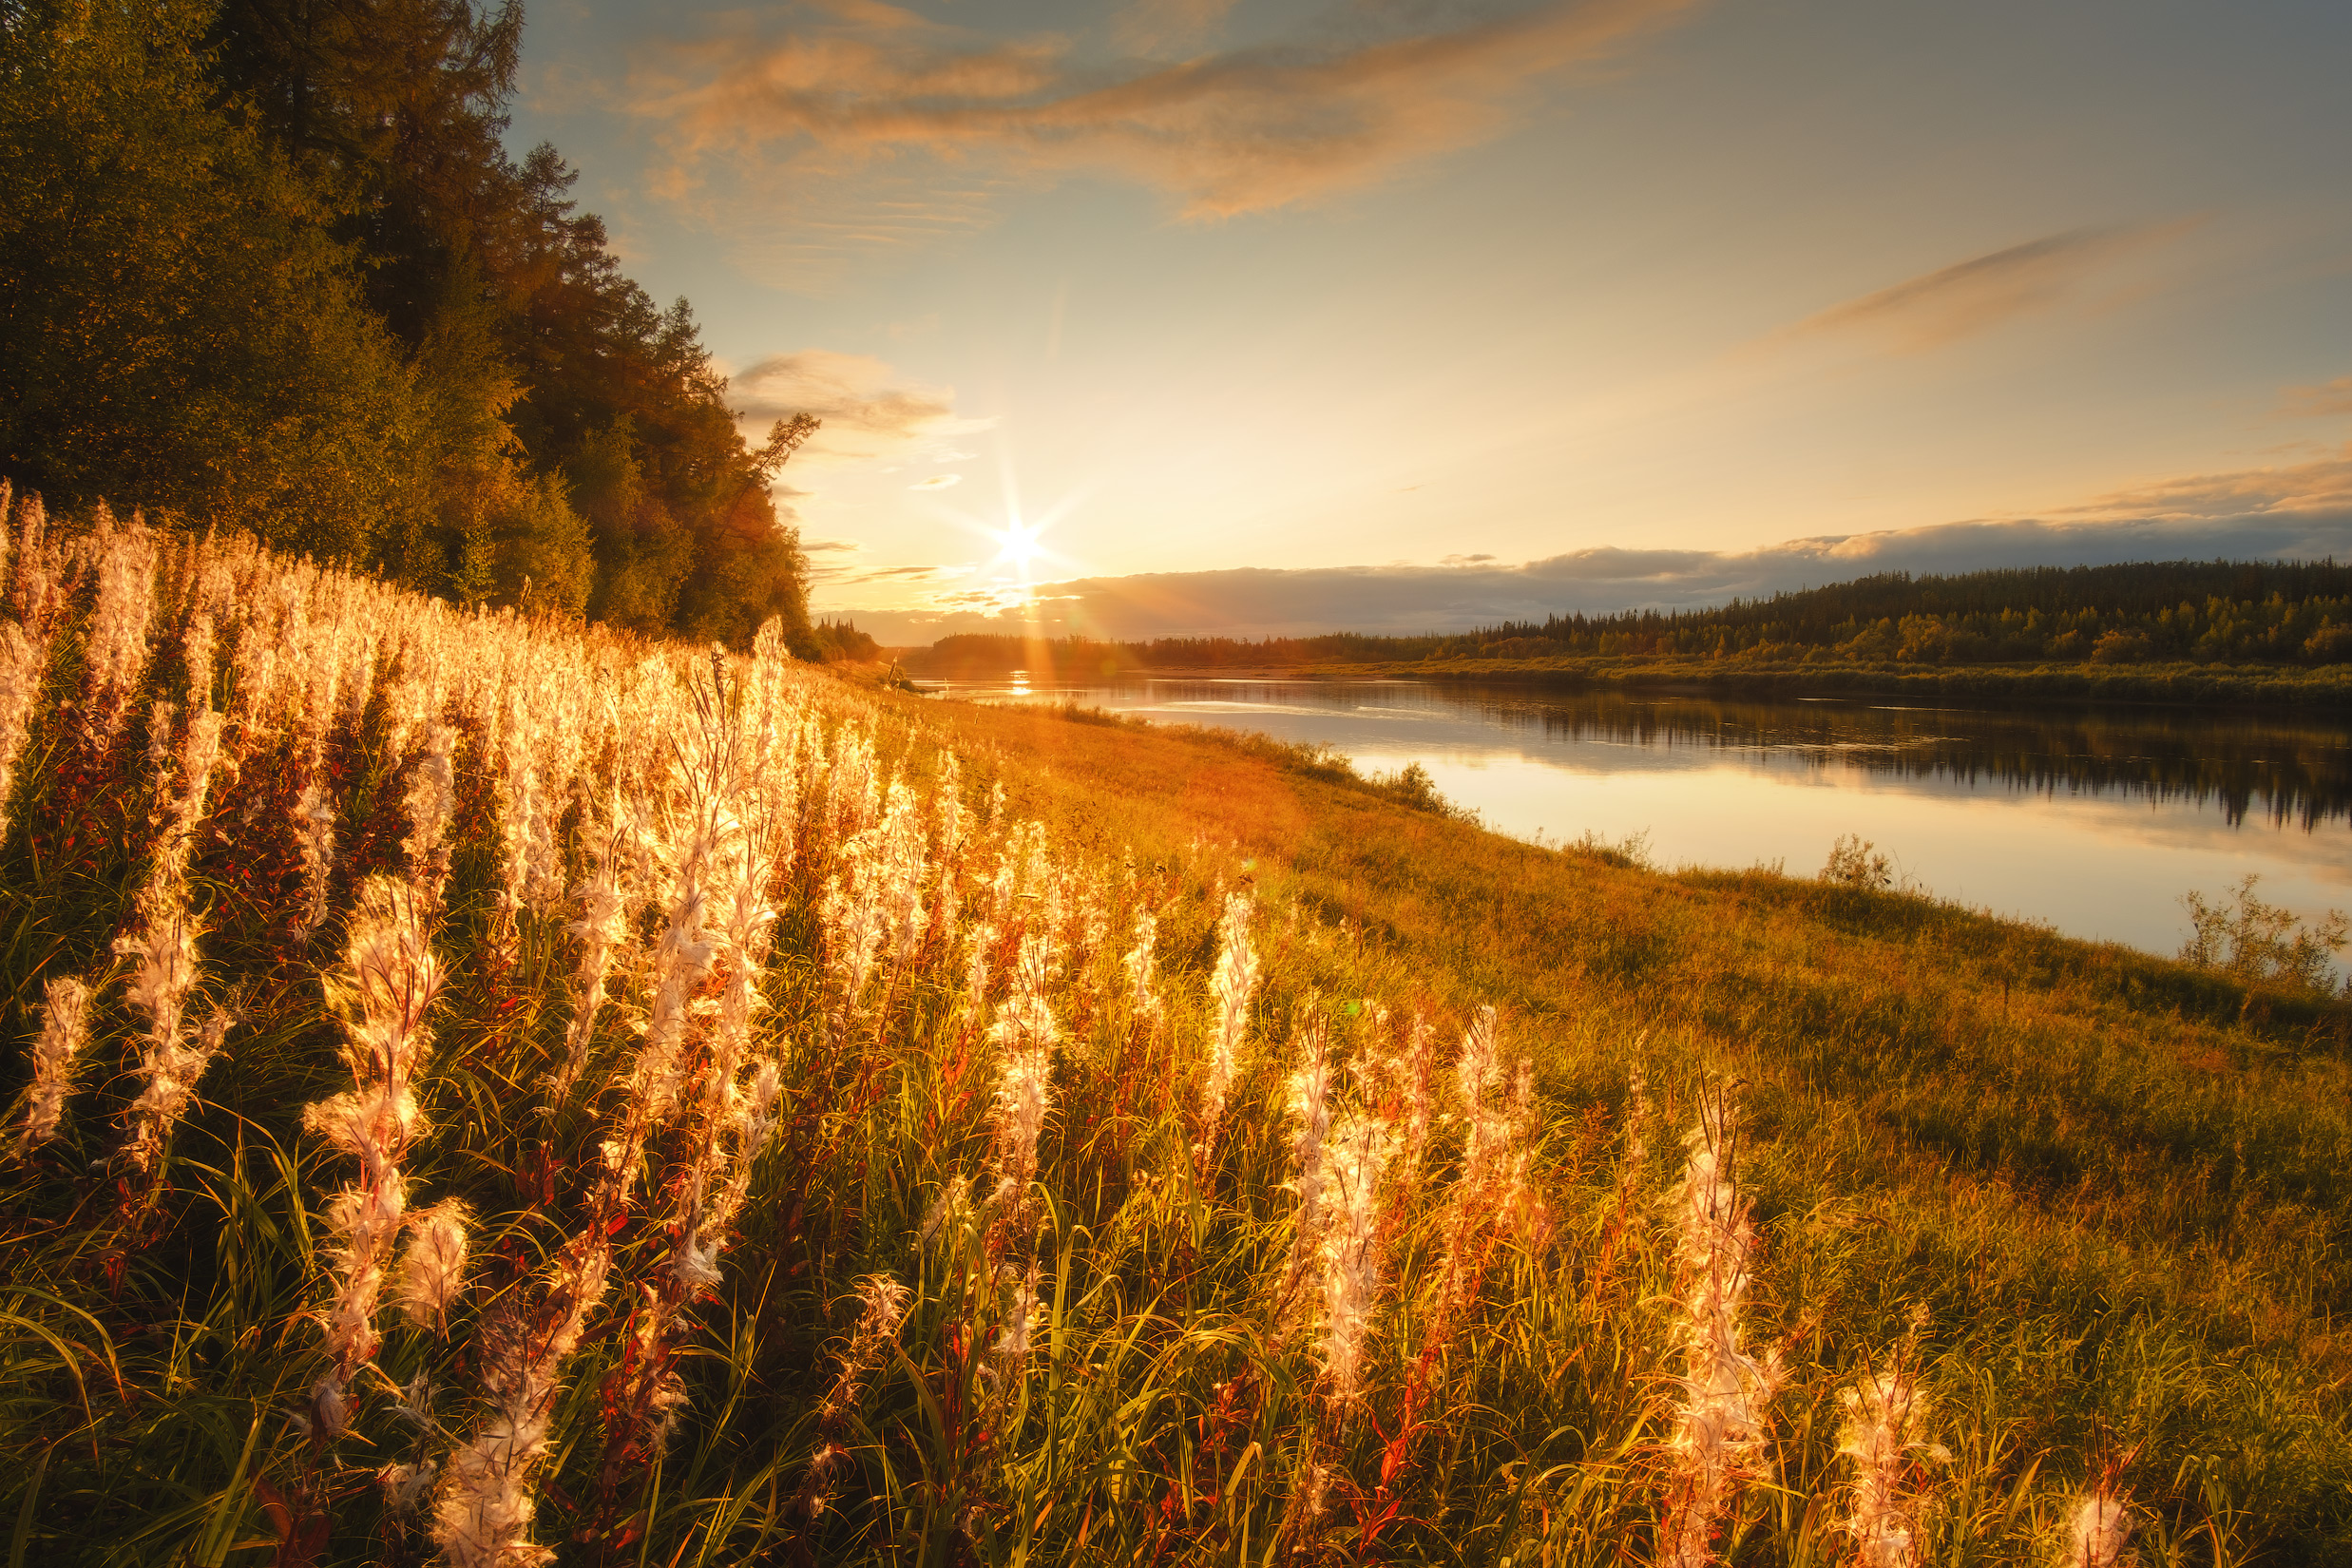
[931, 676, 2352, 966]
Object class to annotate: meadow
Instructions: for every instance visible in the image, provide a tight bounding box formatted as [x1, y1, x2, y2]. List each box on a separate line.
[3, 492, 2349, 1567]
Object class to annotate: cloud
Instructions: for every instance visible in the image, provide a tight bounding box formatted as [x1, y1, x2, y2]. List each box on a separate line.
[798, 535, 866, 580]
[2057, 448, 2352, 522]
[734, 349, 987, 461]
[633, 0, 1704, 268]
[836, 448, 2352, 643]
[2278, 376, 2352, 420]
[1778, 221, 2198, 354]
[1113, 0, 1242, 53]
[909, 473, 964, 489]
[844, 564, 965, 585]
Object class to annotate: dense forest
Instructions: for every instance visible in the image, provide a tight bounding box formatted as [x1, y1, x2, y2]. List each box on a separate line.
[0, 0, 860, 654]
[911, 560, 2352, 675]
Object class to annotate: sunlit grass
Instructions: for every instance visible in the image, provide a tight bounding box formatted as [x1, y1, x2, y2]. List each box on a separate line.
[0, 497, 2346, 1565]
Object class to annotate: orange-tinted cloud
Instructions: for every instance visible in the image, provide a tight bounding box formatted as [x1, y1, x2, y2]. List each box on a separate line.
[638, 0, 1704, 226]
[1112, 0, 1241, 54]
[2059, 446, 2352, 521]
[732, 349, 989, 460]
[1780, 221, 2199, 354]
[2278, 376, 2352, 419]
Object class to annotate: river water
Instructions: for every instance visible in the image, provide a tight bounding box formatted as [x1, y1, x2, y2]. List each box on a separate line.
[933, 677, 2352, 966]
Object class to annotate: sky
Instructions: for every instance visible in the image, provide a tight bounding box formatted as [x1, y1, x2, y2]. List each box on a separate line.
[508, 0, 2352, 643]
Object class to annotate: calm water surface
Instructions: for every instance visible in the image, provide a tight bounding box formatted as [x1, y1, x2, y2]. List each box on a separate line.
[934, 677, 2352, 964]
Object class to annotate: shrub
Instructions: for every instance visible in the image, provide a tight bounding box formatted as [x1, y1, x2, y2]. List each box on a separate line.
[2179, 874, 2348, 996]
[2091, 629, 2153, 664]
[1821, 832, 1895, 890]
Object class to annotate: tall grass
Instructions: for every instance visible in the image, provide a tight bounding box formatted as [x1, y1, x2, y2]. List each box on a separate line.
[0, 495, 2347, 1564]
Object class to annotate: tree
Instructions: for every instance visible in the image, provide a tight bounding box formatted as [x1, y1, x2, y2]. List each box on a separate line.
[208, 0, 820, 643]
[0, 0, 425, 556]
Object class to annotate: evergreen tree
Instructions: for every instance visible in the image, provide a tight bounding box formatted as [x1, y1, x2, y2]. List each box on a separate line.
[0, 0, 426, 558]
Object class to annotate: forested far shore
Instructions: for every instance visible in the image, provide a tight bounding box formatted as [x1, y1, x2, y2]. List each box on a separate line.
[0, 0, 843, 653]
[903, 559, 2352, 698]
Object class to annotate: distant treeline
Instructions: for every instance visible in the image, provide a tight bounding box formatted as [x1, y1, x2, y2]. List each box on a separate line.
[908, 561, 2352, 676]
[0, 0, 844, 654]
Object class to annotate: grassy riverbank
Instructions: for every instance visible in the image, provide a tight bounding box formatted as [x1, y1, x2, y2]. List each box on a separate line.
[5, 513, 2350, 1564]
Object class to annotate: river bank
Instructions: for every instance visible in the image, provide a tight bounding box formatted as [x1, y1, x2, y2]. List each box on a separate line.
[900, 650, 2352, 710]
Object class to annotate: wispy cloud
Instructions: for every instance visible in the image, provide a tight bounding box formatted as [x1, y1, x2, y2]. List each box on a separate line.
[631, 0, 1704, 274]
[909, 473, 963, 489]
[798, 535, 866, 580]
[2278, 376, 2352, 419]
[844, 563, 966, 585]
[1778, 221, 2198, 354]
[2058, 446, 2352, 521]
[1112, 0, 1242, 54]
[734, 349, 987, 458]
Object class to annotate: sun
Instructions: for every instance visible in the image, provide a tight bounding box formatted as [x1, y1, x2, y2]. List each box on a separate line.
[991, 519, 1045, 574]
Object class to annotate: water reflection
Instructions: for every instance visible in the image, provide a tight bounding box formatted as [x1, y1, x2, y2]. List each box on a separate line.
[935, 677, 2352, 964]
[1440, 690, 2352, 830]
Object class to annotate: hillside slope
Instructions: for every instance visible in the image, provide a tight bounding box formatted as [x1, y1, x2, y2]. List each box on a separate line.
[0, 502, 2345, 1565]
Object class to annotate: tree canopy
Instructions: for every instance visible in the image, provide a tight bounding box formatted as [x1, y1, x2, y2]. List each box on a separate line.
[0, 0, 828, 651]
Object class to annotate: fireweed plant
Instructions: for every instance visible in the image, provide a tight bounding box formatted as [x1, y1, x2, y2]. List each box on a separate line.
[0, 489, 2345, 1564]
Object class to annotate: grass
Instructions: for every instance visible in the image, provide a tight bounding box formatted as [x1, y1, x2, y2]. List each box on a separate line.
[1, 511, 2349, 1566]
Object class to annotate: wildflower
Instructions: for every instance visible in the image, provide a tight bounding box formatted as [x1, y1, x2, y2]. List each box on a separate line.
[1390, 1010, 1436, 1178]
[13, 976, 92, 1157]
[820, 1273, 911, 1424]
[822, 781, 928, 1009]
[1122, 907, 1164, 1024]
[1283, 1015, 1335, 1292]
[779, 1274, 902, 1527]
[0, 620, 50, 838]
[1316, 1112, 1394, 1404]
[1201, 892, 1258, 1156]
[963, 920, 999, 1009]
[395, 1199, 473, 1335]
[920, 1175, 972, 1246]
[380, 1461, 437, 1519]
[310, 1375, 351, 1442]
[985, 932, 1060, 1214]
[432, 1233, 613, 1568]
[990, 1260, 1042, 1389]
[930, 752, 966, 940]
[549, 811, 630, 1106]
[115, 909, 221, 1179]
[2063, 1483, 2134, 1568]
[82, 512, 157, 742]
[1456, 1005, 1504, 1190]
[1834, 1356, 1950, 1568]
[628, 829, 725, 1128]
[1657, 1093, 1784, 1568]
[143, 702, 223, 905]
[403, 721, 458, 902]
[291, 775, 337, 943]
[305, 877, 445, 1381]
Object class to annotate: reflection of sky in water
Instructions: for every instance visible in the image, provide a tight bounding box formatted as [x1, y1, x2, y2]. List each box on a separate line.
[938, 678, 2352, 965]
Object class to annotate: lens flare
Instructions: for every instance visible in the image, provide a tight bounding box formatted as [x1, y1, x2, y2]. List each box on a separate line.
[992, 521, 1045, 574]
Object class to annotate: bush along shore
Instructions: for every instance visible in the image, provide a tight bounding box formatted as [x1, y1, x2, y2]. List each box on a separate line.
[2, 490, 2349, 1564]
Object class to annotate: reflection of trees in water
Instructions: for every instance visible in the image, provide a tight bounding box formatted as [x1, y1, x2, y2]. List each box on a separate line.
[1452, 690, 2352, 830]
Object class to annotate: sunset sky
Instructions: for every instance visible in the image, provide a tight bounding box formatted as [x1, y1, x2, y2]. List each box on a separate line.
[509, 0, 2352, 643]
